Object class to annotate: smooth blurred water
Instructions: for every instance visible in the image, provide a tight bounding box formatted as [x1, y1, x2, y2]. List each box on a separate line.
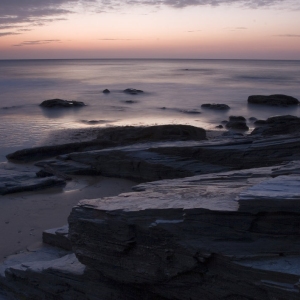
[0, 59, 300, 161]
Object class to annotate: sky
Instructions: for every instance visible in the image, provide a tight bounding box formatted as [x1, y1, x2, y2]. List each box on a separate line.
[0, 0, 300, 59]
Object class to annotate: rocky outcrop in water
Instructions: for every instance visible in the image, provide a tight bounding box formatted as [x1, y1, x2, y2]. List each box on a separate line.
[201, 103, 230, 110]
[251, 115, 300, 136]
[7, 125, 206, 163]
[248, 94, 299, 106]
[123, 88, 144, 95]
[224, 116, 249, 131]
[40, 99, 86, 108]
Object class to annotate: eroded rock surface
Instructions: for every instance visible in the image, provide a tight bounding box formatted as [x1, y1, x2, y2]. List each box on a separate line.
[66, 161, 300, 299]
[1, 161, 300, 300]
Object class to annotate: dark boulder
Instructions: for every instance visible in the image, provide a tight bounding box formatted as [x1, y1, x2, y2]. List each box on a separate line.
[124, 88, 144, 95]
[103, 89, 110, 94]
[248, 94, 299, 106]
[251, 115, 300, 136]
[226, 121, 249, 131]
[201, 103, 230, 110]
[229, 116, 246, 122]
[40, 99, 85, 108]
[254, 120, 267, 127]
[215, 125, 223, 129]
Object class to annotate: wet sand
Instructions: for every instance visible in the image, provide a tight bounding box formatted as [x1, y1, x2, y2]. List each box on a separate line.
[0, 175, 137, 262]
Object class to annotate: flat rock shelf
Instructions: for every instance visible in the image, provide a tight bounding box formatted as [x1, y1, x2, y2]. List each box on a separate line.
[1, 123, 300, 299]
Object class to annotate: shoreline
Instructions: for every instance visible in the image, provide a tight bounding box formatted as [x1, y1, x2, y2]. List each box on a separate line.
[0, 175, 137, 262]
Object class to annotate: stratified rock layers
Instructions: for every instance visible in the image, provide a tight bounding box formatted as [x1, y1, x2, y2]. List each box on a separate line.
[67, 161, 300, 300]
[2, 125, 300, 299]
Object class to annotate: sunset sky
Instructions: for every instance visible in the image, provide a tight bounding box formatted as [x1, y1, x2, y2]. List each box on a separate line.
[0, 0, 300, 59]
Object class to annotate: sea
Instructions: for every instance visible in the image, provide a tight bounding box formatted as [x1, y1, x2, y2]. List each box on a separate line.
[1, 59, 300, 162]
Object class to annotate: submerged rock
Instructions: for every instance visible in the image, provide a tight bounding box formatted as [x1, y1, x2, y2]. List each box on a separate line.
[123, 88, 144, 95]
[40, 99, 85, 108]
[226, 121, 249, 131]
[248, 94, 299, 106]
[229, 116, 246, 122]
[103, 89, 110, 94]
[201, 103, 230, 110]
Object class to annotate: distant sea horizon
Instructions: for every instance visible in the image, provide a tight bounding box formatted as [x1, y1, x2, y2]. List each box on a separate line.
[0, 58, 299, 161]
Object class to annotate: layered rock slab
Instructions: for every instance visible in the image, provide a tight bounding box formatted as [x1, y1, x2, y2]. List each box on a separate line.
[67, 161, 300, 299]
[59, 133, 300, 182]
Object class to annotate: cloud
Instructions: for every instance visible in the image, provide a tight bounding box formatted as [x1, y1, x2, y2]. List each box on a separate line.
[0, 0, 298, 37]
[275, 34, 300, 37]
[13, 39, 62, 47]
[0, 0, 81, 37]
[0, 31, 21, 37]
[98, 38, 141, 40]
[95, 0, 299, 10]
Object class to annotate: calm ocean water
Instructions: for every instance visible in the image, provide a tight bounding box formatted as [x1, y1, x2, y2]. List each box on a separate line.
[0, 59, 300, 161]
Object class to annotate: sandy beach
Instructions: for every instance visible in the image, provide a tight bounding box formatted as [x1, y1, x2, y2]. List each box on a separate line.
[0, 174, 137, 262]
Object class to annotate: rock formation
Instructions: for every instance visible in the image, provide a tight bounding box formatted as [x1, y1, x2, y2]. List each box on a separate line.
[123, 88, 144, 95]
[1, 160, 300, 299]
[248, 94, 299, 106]
[251, 115, 300, 136]
[1, 121, 300, 299]
[40, 99, 86, 108]
[201, 103, 230, 110]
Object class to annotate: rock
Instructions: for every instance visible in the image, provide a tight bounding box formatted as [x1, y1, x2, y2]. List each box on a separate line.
[40, 99, 85, 108]
[251, 115, 300, 136]
[0, 169, 66, 195]
[253, 119, 267, 127]
[6, 140, 116, 162]
[103, 89, 110, 94]
[221, 120, 228, 124]
[59, 133, 300, 182]
[225, 116, 248, 131]
[35, 160, 99, 177]
[96, 125, 206, 144]
[123, 88, 144, 95]
[229, 116, 246, 122]
[226, 121, 249, 131]
[215, 125, 223, 129]
[43, 226, 72, 251]
[201, 103, 230, 110]
[2, 132, 300, 299]
[248, 94, 299, 106]
[67, 161, 300, 299]
[222, 131, 244, 137]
